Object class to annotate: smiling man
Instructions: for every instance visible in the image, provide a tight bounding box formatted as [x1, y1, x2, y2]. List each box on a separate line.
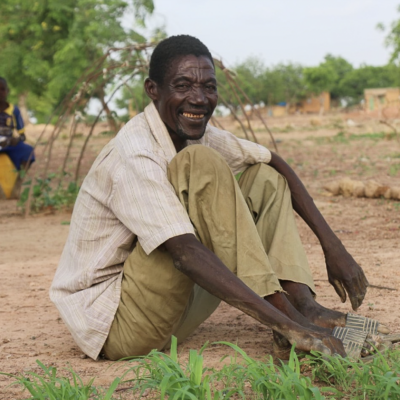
[50, 35, 386, 362]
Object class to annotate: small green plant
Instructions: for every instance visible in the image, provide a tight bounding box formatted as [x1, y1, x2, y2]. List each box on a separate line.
[123, 337, 242, 399]
[18, 173, 80, 213]
[1, 360, 120, 400]
[100, 130, 116, 137]
[3, 341, 400, 399]
[389, 163, 400, 176]
[286, 158, 294, 166]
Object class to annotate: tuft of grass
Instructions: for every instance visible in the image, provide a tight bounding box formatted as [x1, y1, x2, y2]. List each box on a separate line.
[121, 336, 244, 399]
[1, 360, 120, 399]
[2, 339, 400, 399]
[389, 163, 400, 176]
[312, 131, 397, 145]
[18, 173, 80, 213]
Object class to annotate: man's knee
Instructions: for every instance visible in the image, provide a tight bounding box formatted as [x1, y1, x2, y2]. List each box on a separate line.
[175, 144, 226, 163]
[168, 145, 231, 178]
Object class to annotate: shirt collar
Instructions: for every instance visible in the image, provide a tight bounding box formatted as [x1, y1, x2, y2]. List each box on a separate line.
[144, 102, 177, 162]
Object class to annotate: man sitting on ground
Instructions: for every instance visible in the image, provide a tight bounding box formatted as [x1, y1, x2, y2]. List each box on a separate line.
[50, 35, 389, 361]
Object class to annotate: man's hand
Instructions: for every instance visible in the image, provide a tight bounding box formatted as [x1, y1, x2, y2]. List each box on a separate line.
[268, 152, 369, 311]
[164, 234, 347, 357]
[324, 245, 369, 311]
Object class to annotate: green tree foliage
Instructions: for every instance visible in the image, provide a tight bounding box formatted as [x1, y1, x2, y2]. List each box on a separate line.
[303, 65, 337, 96]
[318, 55, 354, 101]
[267, 63, 305, 106]
[339, 64, 399, 104]
[224, 59, 305, 109]
[229, 53, 397, 110]
[114, 72, 150, 120]
[0, 0, 155, 122]
[379, 5, 400, 64]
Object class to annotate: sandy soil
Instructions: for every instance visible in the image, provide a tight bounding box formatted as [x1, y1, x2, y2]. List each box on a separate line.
[1, 112, 400, 398]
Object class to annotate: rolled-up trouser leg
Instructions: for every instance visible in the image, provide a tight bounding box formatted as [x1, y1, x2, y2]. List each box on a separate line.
[238, 163, 316, 293]
[103, 145, 282, 359]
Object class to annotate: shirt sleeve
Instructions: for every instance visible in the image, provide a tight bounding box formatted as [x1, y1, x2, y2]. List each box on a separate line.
[110, 149, 196, 255]
[13, 106, 25, 134]
[204, 127, 271, 175]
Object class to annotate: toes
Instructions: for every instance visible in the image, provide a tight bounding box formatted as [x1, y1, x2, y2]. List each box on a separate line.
[312, 339, 331, 355]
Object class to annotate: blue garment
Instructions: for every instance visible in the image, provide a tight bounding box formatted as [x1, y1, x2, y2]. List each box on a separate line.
[0, 103, 35, 169]
[0, 141, 35, 170]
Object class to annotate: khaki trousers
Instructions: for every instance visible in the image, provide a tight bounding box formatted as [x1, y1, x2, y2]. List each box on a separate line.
[103, 145, 315, 360]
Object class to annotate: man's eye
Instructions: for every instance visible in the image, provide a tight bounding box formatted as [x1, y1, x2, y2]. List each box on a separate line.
[176, 84, 190, 89]
[205, 85, 217, 92]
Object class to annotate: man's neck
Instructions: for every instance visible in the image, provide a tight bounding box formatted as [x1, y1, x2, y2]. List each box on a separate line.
[167, 127, 187, 153]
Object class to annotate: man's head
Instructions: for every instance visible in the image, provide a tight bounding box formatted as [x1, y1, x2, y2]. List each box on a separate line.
[145, 35, 218, 142]
[0, 77, 9, 103]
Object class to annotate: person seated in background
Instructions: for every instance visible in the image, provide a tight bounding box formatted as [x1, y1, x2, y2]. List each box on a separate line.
[0, 77, 35, 171]
[50, 35, 393, 362]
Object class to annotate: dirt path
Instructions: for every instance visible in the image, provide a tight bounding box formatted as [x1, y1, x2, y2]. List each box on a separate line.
[1, 118, 400, 398]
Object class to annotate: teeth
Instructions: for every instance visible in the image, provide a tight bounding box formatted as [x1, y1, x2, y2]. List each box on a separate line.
[182, 112, 204, 119]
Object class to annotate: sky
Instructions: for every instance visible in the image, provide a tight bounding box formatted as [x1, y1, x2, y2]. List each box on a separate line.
[142, 0, 400, 68]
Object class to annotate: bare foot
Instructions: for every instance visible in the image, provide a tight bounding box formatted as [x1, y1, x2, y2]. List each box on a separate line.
[280, 281, 346, 329]
[284, 328, 346, 357]
[265, 292, 331, 334]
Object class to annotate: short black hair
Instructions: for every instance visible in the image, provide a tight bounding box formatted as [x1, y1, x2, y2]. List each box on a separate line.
[0, 77, 7, 86]
[149, 35, 214, 86]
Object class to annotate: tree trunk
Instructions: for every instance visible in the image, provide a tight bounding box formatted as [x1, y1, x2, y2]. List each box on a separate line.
[97, 87, 118, 133]
[18, 92, 31, 125]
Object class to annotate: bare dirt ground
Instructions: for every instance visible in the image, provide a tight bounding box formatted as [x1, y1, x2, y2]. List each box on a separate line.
[1, 111, 400, 398]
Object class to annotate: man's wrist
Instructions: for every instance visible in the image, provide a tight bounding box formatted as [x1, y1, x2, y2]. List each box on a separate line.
[320, 233, 343, 254]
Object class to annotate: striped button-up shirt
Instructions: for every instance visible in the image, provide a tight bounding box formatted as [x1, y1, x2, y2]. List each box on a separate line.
[50, 102, 271, 360]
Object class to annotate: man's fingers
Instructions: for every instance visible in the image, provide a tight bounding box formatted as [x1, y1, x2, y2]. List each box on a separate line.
[330, 278, 346, 303]
[344, 275, 368, 311]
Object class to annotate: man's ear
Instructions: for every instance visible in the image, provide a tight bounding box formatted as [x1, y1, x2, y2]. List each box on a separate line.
[144, 78, 159, 101]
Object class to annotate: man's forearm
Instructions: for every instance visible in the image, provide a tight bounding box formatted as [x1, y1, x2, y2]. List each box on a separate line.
[164, 234, 304, 342]
[268, 152, 341, 251]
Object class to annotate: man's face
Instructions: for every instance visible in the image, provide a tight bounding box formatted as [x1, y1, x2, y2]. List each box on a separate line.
[153, 55, 218, 141]
[0, 81, 9, 103]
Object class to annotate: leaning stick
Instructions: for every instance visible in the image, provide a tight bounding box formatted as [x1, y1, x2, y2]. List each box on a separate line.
[217, 94, 250, 141]
[223, 73, 258, 143]
[74, 70, 141, 182]
[232, 76, 278, 153]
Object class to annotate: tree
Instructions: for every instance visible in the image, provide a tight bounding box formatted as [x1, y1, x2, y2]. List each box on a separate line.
[268, 63, 306, 108]
[319, 55, 353, 103]
[303, 64, 337, 114]
[0, 0, 155, 124]
[234, 57, 267, 105]
[339, 64, 399, 104]
[114, 72, 150, 120]
[378, 5, 400, 65]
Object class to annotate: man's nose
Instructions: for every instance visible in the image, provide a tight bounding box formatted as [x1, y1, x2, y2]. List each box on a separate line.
[189, 86, 207, 105]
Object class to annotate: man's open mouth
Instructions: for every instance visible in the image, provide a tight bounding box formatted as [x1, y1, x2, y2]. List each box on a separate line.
[181, 112, 205, 119]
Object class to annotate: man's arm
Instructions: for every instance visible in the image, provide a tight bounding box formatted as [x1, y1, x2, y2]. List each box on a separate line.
[164, 233, 346, 356]
[268, 151, 368, 310]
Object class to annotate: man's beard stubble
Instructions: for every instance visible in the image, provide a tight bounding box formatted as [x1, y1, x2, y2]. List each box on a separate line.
[174, 122, 206, 141]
